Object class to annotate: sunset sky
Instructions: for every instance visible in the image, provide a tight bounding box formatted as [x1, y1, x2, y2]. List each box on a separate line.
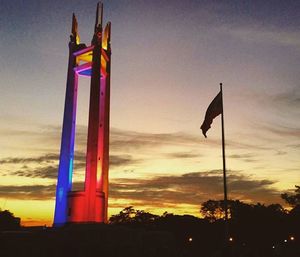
[0, 0, 299, 226]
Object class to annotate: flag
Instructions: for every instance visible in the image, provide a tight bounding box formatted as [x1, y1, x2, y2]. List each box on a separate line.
[200, 91, 223, 138]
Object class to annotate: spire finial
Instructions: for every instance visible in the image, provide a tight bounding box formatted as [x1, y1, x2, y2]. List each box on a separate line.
[71, 13, 79, 44]
[95, 2, 103, 32]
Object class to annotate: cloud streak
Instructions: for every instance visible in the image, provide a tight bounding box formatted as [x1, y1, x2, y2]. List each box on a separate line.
[228, 153, 259, 163]
[110, 170, 281, 207]
[0, 184, 55, 200]
[0, 153, 59, 165]
[261, 125, 300, 138]
[110, 128, 203, 151]
[1, 121, 277, 161]
[0, 170, 283, 209]
[0, 152, 142, 179]
[227, 26, 300, 49]
[164, 151, 201, 159]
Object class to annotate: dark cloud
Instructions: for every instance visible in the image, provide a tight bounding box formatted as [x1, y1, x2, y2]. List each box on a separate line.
[0, 154, 61, 179]
[227, 140, 272, 151]
[0, 153, 59, 165]
[110, 154, 141, 167]
[109, 170, 281, 207]
[110, 128, 268, 152]
[259, 124, 300, 138]
[0, 125, 61, 153]
[247, 119, 300, 147]
[244, 87, 300, 113]
[228, 153, 255, 159]
[228, 153, 259, 163]
[0, 123, 271, 161]
[256, 90, 300, 139]
[73, 151, 87, 163]
[164, 152, 200, 159]
[272, 89, 300, 110]
[241, 89, 300, 143]
[287, 143, 300, 149]
[276, 151, 287, 156]
[110, 128, 203, 151]
[1, 152, 140, 179]
[0, 184, 56, 200]
[0, 182, 86, 200]
[12, 165, 58, 179]
[0, 171, 282, 206]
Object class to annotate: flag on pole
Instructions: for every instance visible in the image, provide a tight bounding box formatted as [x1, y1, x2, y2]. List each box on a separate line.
[200, 91, 223, 138]
[201, 84, 230, 242]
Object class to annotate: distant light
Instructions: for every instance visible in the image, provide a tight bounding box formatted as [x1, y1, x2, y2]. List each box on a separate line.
[284, 239, 287, 243]
[272, 246, 275, 249]
[188, 237, 193, 242]
[229, 237, 233, 242]
[290, 236, 295, 241]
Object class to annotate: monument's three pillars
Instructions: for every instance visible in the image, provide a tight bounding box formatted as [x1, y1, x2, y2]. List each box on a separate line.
[54, 2, 111, 226]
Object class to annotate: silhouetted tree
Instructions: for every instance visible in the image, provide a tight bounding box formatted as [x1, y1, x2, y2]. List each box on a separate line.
[281, 185, 300, 238]
[200, 199, 225, 222]
[0, 209, 20, 230]
[109, 206, 136, 224]
[227, 200, 252, 220]
[201, 199, 286, 222]
[281, 185, 300, 208]
[134, 209, 158, 223]
[109, 206, 158, 224]
[200, 199, 288, 248]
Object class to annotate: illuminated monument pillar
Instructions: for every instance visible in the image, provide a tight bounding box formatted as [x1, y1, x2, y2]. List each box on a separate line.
[54, 2, 111, 226]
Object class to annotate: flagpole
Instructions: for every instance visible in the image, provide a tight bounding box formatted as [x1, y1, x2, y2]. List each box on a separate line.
[220, 83, 229, 242]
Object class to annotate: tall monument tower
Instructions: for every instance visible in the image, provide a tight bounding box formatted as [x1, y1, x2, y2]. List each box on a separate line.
[53, 2, 111, 226]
